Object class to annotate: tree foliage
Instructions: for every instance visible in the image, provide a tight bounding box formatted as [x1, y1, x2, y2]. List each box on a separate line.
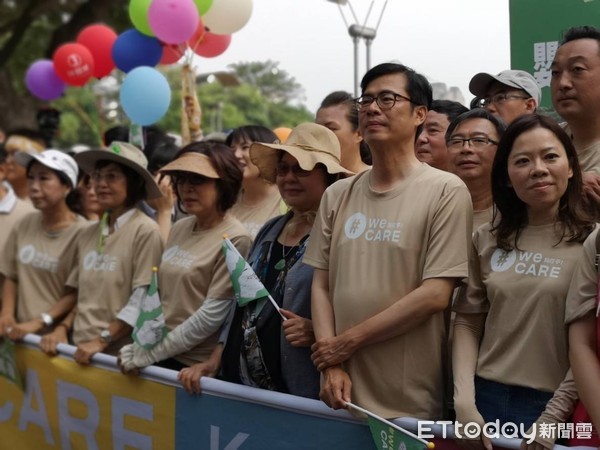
[0, 1, 313, 146]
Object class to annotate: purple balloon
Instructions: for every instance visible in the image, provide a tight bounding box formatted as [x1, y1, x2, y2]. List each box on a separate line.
[25, 60, 66, 101]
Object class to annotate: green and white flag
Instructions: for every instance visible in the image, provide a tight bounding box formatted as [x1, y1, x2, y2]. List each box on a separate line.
[132, 267, 168, 350]
[222, 236, 269, 306]
[0, 338, 22, 389]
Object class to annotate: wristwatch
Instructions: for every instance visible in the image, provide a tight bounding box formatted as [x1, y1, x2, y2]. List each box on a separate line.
[40, 312, 54, 327]
[100, 329, 112, 344]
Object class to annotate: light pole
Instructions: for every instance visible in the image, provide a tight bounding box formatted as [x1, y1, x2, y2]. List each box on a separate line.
[326, 0, 388, 97]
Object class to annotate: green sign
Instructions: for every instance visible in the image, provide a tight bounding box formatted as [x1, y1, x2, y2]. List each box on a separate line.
[510, 0, 600, 111]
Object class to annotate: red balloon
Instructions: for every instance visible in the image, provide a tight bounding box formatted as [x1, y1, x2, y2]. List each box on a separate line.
[77, 24, 117, 78]
[193, 31, 231, 58]
[160, 44, 184, 65]
[187, 22, 206, 53]
[53, 43, 95, 86]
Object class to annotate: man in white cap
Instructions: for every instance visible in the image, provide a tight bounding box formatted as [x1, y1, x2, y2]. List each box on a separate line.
[469, 69, 541, 125]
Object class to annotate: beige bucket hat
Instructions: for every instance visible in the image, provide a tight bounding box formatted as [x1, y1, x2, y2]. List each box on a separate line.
[74, 141, 162, 199]
[159, 152, 220, 178]
[250, 122, 354, 183]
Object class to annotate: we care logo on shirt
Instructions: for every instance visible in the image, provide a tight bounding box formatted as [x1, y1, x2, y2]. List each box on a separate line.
[83, 250, 118, 272]
[490, 248, 563, 278]
[162, 245, 196, 269]
[19, 245, 59, 273]
[343, 212, 403, 243]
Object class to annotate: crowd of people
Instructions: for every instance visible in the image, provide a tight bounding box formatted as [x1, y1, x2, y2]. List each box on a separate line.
[1, 24, 600, 449]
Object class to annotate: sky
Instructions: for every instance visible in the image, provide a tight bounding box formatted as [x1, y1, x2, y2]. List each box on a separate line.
[193, 0, 512, 114]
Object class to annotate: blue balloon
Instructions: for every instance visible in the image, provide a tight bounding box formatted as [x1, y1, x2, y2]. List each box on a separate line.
[120, 67, 171, 125]
[112, 29, 162, 73]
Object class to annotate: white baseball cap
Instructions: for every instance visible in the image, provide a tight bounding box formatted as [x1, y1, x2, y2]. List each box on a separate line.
[15, 149, 79, 188]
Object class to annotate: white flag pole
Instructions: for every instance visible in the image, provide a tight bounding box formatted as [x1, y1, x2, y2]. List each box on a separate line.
[346, 401, 433, 448]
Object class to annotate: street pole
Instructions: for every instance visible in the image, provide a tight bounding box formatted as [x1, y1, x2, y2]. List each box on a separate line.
[348, 24, 376, 96]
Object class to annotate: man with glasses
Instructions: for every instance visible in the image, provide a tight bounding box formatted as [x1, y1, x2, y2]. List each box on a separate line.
[469, 70, 540, 125]
[446, 109, 506, 230]
[305, 63, 472, 419]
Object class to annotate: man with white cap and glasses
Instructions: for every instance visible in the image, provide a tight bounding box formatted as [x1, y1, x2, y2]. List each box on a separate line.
[469, 69, 541, 125]
[305, 63, 472, 419]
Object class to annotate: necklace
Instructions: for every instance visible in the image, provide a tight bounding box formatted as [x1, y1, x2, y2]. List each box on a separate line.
[274, 224, 296, 271]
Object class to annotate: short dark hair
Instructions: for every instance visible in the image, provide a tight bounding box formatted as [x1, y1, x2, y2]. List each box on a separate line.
[360, 63, 432, 109]
[175, 141, 243, 213]
[5, 128, 46, 148]
[95, 160, 147, 208]
[561, 25, 600, 50]
[445, 108, 507, 142]
[144, 130, 179, 174]
[225, 125, 278, 146]
[318, 91, 372, 165]
[0, 143, 6, 164]
[491, 113, 594, 250]
[431, 100, 469, 124]
[103, 125, 129, 146]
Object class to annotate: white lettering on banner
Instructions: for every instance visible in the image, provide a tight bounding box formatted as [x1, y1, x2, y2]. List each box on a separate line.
[19, 368, 54, 445]
[533, 41, 558, 88]
[210, 425, 250, 450]
[57, 380, 100, 450]
[112, 396, 153, 450]
[490, 248, 563, 278]
[344, 212, 403, 242]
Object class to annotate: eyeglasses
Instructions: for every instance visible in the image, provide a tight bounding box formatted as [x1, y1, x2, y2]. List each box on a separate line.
[91, 171, 125, 184]
[173, 173, 211, 186]
[446, 137, 499, 150]
[275, 163, 312, 177]
[479, 93, 531, 107]
[354, 91, 417, 111]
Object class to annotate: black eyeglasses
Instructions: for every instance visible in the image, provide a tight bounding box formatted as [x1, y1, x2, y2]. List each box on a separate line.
[172, 173, 211, 186]
[275, 163, 311, 177]
[479, 93, 531, 107]
[354, 91, 418, 111]
[446, 137, 499, 150]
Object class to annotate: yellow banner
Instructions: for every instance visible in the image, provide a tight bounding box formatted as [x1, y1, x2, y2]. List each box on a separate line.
[0, 346, 175, 450]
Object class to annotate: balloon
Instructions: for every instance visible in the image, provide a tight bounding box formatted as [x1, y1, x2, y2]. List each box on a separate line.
[25, 60, 66, 101]
[112, 29, 162, 73]
[202, 0, 253, 34]
[76, 24, 117, 78]
[193, 0, 213, 15]
[148, 0, 199, 44]
[273, 127, 292, 143]
[52, 43, 95, 86]
[186, 21, 207, 52]
[120, 67, 171, 126]
[129, 0, 154, 36]
[193, 31, 231, 58]
[160, 44, 184, 65]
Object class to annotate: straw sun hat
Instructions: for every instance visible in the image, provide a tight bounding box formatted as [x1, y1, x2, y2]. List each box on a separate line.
[74, 141, 162, 199]
[250, 122, 354, 183]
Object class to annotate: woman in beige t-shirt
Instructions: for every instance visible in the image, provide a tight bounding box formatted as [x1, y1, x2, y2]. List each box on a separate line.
[0, 150, 86, 341]
[118, 142, 251, 372]
[453, 114, 595, 448]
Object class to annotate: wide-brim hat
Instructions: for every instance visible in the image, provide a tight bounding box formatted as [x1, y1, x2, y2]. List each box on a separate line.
[74, 141, 162, 199]
[159, 152, 220, 178]
[15, 149, 79, 188]
[250, 122, 354, 183]
[469, 70, 542, 105]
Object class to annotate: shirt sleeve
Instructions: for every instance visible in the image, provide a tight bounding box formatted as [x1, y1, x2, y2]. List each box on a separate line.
[0, 225, 19, 280]
[565, 227, 598, 324]
[303, 185, 336, 270]
[131, 223, 164, 290]
[454, 231, 490, 314]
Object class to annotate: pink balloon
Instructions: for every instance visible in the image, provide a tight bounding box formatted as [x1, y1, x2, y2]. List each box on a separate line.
[148, 0, 199, 44]
[193, 31, 231, 58]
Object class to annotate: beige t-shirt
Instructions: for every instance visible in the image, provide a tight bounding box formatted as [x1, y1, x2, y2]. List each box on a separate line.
[562, 122, 600, 174]
[304, 165, 472, 419]
[455, 222, 584, 392]
[565, 227, 599, 324]
[230, 188, 283, 239]
[0, 212, 87, 323]
[70, 209, 163, 348]
[161, 214, 251, 366]
[472, 207, 494, 232]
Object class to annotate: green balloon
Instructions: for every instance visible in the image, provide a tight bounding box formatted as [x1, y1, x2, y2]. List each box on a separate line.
[194, 0, 214, 16]
[129, 0, 154, 36]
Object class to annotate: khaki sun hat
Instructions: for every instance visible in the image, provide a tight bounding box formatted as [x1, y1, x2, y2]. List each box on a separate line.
[250, 122, 354, 183]
[159, 152, 220, 178]
[74, 141, 162, 199]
